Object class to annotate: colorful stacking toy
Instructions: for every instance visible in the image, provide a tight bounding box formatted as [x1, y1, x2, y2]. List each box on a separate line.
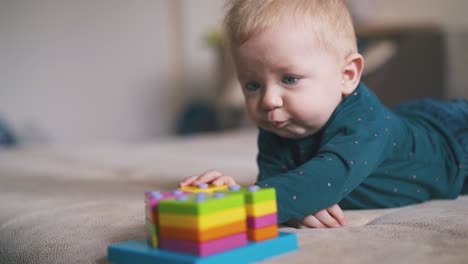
[108, 184, 298, 264]
[144, 189, 189, 248]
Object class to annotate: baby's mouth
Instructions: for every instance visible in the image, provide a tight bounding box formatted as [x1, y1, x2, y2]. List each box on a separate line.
[270, 120, 289, 128]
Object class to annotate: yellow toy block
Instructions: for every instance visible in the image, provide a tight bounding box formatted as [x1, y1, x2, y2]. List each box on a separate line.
[148, 236, 158, 248]
[159, 206, 246, 230]
[179, 183, 228, 193]
[245, 200, 277, 217]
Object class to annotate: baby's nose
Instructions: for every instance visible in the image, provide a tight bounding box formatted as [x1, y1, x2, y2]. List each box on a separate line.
[261, 90, 283, 111]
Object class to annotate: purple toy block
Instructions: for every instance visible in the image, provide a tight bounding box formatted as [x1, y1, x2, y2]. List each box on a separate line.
[247, 213, 278, 229]
[144, 190, 189, 209]
[160, 232, 248, 256]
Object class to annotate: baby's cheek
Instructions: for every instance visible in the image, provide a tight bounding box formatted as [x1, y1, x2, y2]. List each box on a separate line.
[289, 101, 328, 126]
[288, 97, 315, 116]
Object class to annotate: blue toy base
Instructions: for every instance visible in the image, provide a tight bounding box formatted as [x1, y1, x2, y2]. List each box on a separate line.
[108, 232, 298, 264]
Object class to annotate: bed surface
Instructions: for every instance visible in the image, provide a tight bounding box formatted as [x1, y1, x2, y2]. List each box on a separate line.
[1, 129, 467, 264]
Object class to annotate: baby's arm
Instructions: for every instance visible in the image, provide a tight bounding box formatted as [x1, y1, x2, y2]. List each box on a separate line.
[257, 130, 347, 228]
[179, 169, 347, 228]
[256, 123, 392, 224]
[179, 169, 237, 187]
[179, 129, 286, 188]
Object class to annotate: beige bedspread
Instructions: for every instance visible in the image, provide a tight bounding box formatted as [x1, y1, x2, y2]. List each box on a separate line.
[0, 129, 467, 264]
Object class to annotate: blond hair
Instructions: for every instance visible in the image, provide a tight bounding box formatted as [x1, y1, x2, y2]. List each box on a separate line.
[223, 0, 357, 58]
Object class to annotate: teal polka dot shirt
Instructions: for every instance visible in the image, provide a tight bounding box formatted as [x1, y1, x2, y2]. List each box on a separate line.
[256, 83, 465, 224]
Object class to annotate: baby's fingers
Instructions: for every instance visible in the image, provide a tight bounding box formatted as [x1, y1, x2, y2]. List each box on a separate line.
[327, 204, 348, 227]
[212, 175, 236, 186]
[314, 209, 341, 228]
[179, 175, 199, 187]
[193, 170, 223, 185]
[300, 214, 327, 228]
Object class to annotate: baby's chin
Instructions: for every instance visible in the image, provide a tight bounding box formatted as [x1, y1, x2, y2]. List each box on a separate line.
[260, 124, 318, 139]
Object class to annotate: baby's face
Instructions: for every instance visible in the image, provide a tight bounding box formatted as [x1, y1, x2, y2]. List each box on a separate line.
[232, 22, 346, 139]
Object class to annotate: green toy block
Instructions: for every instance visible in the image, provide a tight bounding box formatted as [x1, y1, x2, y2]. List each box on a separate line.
[243, 186, 276, 204]
[158, 191, 245, 216]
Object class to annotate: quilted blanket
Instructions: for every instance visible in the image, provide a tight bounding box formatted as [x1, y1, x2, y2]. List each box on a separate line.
[1, 129, 467, 264]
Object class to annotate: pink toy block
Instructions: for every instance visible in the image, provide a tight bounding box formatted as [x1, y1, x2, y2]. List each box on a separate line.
[247, 213, 278, 229]
[159, 232, 248, 256]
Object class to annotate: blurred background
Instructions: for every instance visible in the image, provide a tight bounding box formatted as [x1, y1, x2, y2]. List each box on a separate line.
[0, 0, 467, 146]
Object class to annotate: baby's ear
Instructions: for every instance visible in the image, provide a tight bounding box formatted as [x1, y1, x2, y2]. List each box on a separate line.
[341, 53, 364, 96]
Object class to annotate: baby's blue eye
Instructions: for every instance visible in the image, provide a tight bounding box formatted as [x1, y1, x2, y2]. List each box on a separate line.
[245, 81, 261, 91]
[282, 76, 298, 85]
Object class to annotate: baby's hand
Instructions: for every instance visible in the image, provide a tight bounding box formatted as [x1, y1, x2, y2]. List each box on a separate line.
[179, 169, 237, 187]
[288, 204, 348, 228]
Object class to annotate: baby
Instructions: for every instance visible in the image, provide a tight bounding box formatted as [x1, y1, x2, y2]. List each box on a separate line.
[180, 0, 468, 228]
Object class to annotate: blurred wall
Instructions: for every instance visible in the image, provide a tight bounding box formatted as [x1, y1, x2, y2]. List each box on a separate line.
[0, 0, 466, 144]
[181, 0, 225, 101]
[349, 0, 468, 99]
[0, 0, 172, 144]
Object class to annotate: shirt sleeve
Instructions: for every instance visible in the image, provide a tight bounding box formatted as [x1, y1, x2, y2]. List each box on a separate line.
[256, 129, 288, 181]
[256, 123, 393, 224]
